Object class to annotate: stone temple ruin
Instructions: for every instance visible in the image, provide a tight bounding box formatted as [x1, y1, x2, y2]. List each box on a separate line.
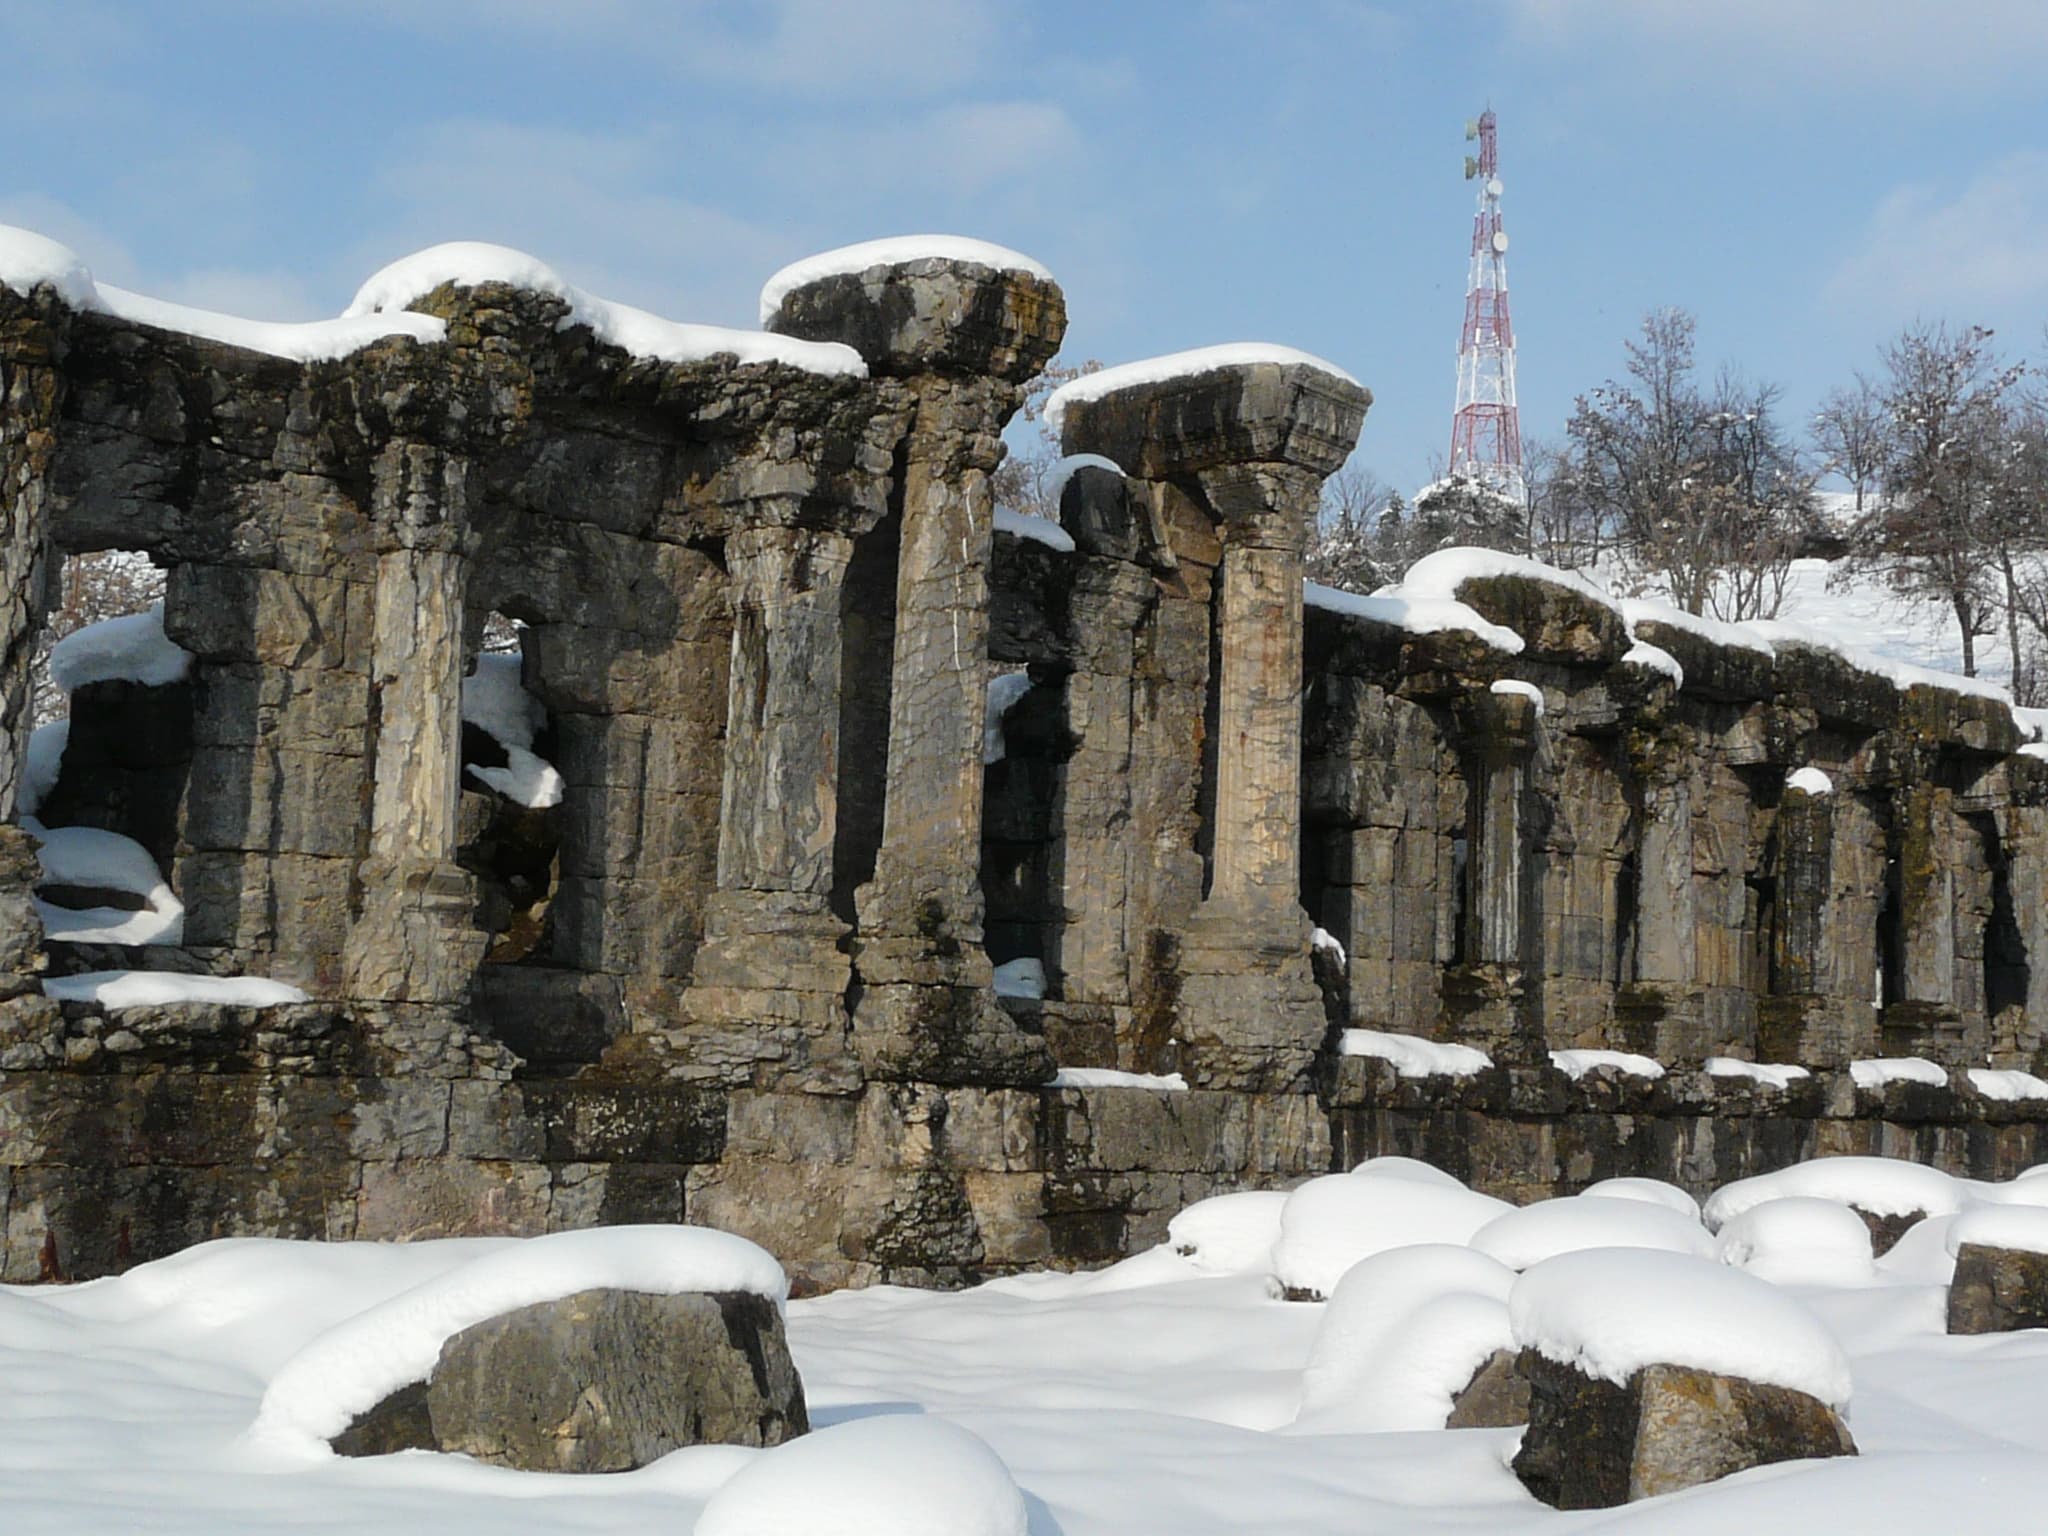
[2, 230, 2046, 1289]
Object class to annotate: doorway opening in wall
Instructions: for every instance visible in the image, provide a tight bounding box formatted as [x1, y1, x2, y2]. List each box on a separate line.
[458, 614, 562, 964]
[25, 549, 191, 952]
[1612, 846, 1640, 987]
[1876, 853, 1904, 1011]
[1971, 814, 2030, 1021]
[981, 666, 1064, 1006]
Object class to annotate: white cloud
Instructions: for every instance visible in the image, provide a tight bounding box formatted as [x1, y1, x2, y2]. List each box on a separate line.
[1506, 0, 2048, 94]
[1823, 152, 2048, 325]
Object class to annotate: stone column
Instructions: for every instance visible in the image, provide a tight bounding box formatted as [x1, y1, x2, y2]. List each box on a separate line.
[344, 441, 488, 1007]
[768, 249, 1066, 1086]
[0, 282, 69, 1007]
[1442, 688, 1544, 1064]
[677, 521, 865, 1089]
[1883, 781, 1963, 1058]
[1060, 356, 1369, 1091]
[1760, 779, 1880, 1066]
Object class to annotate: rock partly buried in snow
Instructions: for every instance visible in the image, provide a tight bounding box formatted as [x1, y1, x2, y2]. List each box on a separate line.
[345, 1287, 809, 1471]
[694, 1414, 1027, 1536]
[1446, 1348, 1529, 1429]
[1947, 1244, 2048, 1335]
[1272, 1172, 1508, 1301]
[258, 1226, 795, 1467]
[1295, 1243, 1519, 1432]
[1945, 1207, 2048, 1334]
[1702, 1155, 1959, 1256]
[1512, 1351, 1857, 1508]
[1508, 1248, 1855, 1508]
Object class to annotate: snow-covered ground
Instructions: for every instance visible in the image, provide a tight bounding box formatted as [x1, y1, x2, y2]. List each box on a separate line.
[6, 1157, 2047, 1534]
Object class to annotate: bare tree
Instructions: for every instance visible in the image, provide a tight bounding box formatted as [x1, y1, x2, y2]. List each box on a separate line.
[1305, 465, 1395, 591]
[992, 358, 1102, 523]
[33, 550, 166, 726]
[1863, 322, 2024, 678]
[1559, 309, 1811, 620]
[1813, 375, 1890, 515]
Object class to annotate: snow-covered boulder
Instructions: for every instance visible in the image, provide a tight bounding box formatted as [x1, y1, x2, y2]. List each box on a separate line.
[1945, 1206, 2048, 1335]
[1471, 1194, 1713, 1271]
[1166, 1190, 1288, 1275]
[1294, 1243, 1522, 1432]
[1702, 1154, 1962, 1254]
[253, 1226, 795, 1467]
[1716, 1196, 1876, 1287]
[1271, 1171, 1508, 1301]
[1508, 1249, 1856, 1508]
[694, 1415, 1027, 1536]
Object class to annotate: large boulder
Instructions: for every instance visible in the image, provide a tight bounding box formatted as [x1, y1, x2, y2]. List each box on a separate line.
[335, 1287, 808, 1471]
[1946, 1208, 2048, 1334]
[1948, 1243, 2048, 1334]
[1507, 1249, 1856, 1508]
[1512, 1351, 1857, 1508]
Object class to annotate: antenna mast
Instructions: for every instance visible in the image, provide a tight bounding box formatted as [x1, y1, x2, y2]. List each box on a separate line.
[1448, 108, 1526, 503]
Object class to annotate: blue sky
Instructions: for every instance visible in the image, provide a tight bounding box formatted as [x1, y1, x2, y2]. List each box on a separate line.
[5, 0, 2047, 494]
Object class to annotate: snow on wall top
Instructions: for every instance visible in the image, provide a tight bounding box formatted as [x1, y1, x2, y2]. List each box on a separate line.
[250, 1224, 789, 1455]
[0, 224, 101, 309]
[1043, 343, 1362, 433]
[1619, 595, 1775, 657]
[97, 285, 446, 363]
[993, 507, 1076, 554]
[48, 603, 192, 695]
[0, 223, 445, 362]
[1509, 1247, 1853, 1406]
[1398, 546, 1624, 618]
[1305, 580, 1525, 654]
[44, 970, 305, 1008]
[349, 241, 866, 378]
[757, 234, 1055, 325]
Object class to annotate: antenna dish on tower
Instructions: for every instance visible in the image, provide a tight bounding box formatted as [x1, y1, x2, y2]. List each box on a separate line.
[1463, 155, 1479, 179]
[1465, 119, 1479, 140]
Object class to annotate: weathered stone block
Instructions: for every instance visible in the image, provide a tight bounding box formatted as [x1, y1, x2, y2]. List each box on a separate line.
[1947, 1241, 2048, 1333]
[1512, 1350, 1855, 1508]
[338, 1288, 807, 1471]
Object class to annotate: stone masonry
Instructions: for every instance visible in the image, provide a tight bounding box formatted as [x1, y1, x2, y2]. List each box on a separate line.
[3, 239, 2048, 1288]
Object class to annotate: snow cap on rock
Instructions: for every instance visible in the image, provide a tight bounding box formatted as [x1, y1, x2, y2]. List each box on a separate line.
[1510, 1247, 1853, 1408]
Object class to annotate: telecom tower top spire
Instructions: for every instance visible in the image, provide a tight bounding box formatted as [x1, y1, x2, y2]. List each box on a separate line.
[1448, 108, 1525, 504]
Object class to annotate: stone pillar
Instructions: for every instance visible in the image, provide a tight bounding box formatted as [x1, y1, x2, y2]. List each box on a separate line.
[1059, 356, 1369, 1091]
[1443, 688, 1543, 1064]
[1042, 464, 1165, 1067]
[0, 282, 68, 1008]
[344, 441, 488, 1007]
[768, 248, 1066, 1086]
[1760, 780, 1880, 1066]
[1883, 781, 1964, 1058]
[677, 521, 865, 1090]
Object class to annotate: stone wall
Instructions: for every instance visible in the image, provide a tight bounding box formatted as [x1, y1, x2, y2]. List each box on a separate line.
[4, 242, 2047, 1288]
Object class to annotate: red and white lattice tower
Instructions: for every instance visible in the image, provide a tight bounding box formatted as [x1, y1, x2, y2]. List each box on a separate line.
[1448, 108, 1526, 504]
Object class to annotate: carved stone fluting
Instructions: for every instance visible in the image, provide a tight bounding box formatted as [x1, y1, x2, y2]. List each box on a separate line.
[344, 441, 488, 1008]
[1760, 780, 1879, 1067]
[1883, 780, 1967, 1060]
[678, 523, 863, 1090]
[1061, 358, 1369, 1091]
[1443, 687, 1543, 1064]
[770, 250, 1066, 1086]
[0, 286, 64, 1006]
